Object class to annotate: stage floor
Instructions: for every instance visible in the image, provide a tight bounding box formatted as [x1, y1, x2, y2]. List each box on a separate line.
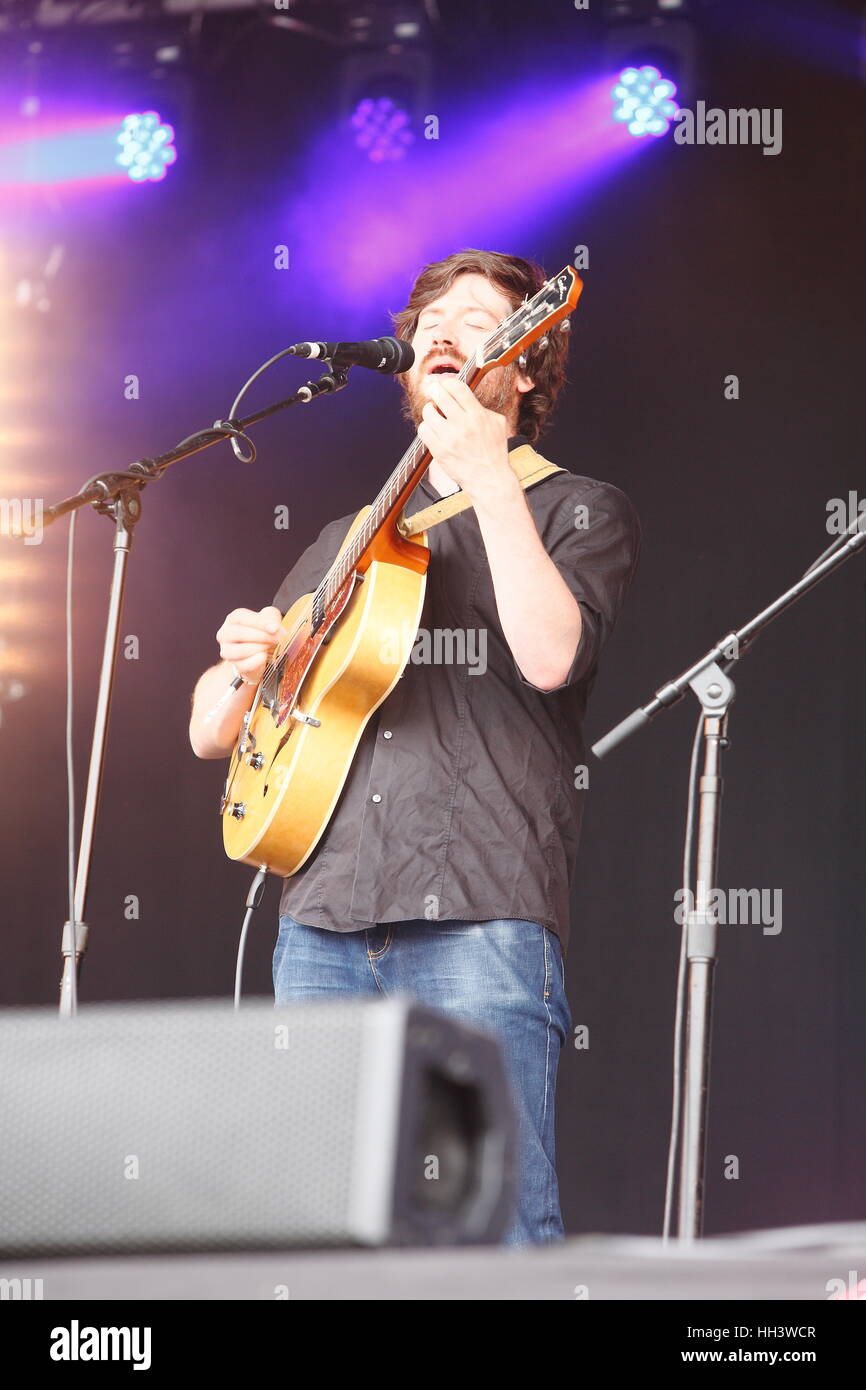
[3, 1226, 864, 1300]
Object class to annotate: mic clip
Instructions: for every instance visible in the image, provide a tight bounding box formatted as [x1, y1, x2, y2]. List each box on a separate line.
[299, 364, 352, 402]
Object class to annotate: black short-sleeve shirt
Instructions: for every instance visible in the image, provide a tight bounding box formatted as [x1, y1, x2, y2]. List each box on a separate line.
[268, 436, 640, 953]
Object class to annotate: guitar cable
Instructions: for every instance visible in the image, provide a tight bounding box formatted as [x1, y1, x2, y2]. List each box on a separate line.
[233, 865, 270, 1011]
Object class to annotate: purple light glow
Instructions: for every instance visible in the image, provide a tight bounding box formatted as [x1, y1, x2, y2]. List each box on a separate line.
[0, 116, 131, 190]
[350, 97, 414, 163]
[282, 76, 646, 306]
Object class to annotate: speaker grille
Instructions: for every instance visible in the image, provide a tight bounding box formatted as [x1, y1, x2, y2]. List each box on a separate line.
[0, 995, 514, 1254]
[1, 999, 375, 1253]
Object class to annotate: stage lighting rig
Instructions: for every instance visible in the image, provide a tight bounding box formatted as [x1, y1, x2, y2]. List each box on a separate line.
[334, 2, 434, 161]
[115, 109, 177, 180]
[603, 0, 697, 17]
[612, 63, 678, 137]
[602, 0, 700, 111]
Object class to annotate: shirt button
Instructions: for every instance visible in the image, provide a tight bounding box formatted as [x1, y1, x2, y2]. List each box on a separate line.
[371, 794, 382, 804]
[383, 730, 393, 739]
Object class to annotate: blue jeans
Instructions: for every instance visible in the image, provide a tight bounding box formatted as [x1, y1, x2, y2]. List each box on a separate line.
[272, 914, 572, 1246]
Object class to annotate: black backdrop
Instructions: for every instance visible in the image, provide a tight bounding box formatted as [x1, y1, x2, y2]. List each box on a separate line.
[1, 0, 863, 1237]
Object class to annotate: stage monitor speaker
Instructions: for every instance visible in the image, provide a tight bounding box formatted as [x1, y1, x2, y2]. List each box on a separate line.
[0, 996, 516, 1255]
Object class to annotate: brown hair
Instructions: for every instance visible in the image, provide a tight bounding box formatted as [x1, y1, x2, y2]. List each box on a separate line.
[392, 249, 569, 446]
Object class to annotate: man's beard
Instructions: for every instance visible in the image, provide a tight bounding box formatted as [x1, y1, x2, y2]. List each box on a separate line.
[401, 357, 521, 434]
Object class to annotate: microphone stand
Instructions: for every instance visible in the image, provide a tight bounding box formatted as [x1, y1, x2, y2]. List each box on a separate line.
[592, 515, 866, 1242]
[29, 365, 351, 1018]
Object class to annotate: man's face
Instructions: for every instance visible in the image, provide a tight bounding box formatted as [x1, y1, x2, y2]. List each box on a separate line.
[401, 272, 534, 430]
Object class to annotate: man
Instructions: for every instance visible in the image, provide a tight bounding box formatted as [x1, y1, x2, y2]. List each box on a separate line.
[189, 249, 640, 1245]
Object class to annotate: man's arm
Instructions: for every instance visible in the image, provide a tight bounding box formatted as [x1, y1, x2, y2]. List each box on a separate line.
[473, 480, 583, 691]
[190, 515, 356, 758]
[418, 375, 583, 691]
[189, 661, 255, 759]
[189, 606, 282, 759]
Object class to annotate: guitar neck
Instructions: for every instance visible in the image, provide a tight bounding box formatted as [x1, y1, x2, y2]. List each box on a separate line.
[312, 262, 582, 613]
[320, 355, 481, 601]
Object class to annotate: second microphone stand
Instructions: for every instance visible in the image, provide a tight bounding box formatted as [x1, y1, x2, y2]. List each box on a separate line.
[592, 514, 866, 1242]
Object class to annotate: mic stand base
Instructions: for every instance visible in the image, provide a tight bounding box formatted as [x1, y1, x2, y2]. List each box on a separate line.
[59, 920, 89, 1019]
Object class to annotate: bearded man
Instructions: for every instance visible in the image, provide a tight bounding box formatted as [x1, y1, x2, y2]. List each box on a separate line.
[189, 249, 641, 1245]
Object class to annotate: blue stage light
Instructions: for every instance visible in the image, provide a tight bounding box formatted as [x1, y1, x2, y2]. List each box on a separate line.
[349, 97, 414, 163]
[611, 65, 678, 137]
[115, 112, 177, 182]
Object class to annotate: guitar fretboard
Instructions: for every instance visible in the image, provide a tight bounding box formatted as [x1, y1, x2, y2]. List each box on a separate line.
[314, 350, 478, 622]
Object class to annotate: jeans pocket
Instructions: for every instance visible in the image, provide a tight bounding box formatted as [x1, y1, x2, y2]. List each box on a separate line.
[543, 927, 572, 1042]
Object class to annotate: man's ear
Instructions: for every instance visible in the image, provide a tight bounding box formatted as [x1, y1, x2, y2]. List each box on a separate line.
[515, 370, 535, 395]
[514, 353, 535, 395]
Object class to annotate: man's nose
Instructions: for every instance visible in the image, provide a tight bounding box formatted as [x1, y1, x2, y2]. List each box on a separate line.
[430, 319, 459, 346]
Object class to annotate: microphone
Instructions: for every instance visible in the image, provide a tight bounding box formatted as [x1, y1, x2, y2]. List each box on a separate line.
[286, 336, 414, 374]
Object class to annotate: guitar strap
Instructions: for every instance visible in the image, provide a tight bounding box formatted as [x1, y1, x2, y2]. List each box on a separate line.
[398, 443, 563, 538]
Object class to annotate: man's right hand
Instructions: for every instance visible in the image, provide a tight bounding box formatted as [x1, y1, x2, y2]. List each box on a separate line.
[216, 606, 283, 686]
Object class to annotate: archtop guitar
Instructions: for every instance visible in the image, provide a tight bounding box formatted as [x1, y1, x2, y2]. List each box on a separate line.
[221, 265, 583, 875]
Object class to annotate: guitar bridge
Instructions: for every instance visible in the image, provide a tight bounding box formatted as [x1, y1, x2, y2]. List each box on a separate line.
[238, 709, 255, 755]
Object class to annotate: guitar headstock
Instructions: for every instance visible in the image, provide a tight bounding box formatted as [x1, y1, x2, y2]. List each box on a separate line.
[474, 264, 583, 375]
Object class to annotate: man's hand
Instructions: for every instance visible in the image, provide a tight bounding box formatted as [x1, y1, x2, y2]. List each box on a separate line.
[417, 375, 519, 508]
[216, 606, 282, 685]
[416, 376, 583, 691]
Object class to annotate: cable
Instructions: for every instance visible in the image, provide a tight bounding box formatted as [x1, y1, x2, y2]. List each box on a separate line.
[233, 866, 270, 1011]
[224, 346, 300, 461]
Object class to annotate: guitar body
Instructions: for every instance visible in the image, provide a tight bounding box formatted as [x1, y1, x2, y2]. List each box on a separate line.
[221, 506, 429, 876]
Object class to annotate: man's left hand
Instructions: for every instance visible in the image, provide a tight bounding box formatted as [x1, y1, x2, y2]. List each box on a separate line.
[416, 376, 518, 506]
